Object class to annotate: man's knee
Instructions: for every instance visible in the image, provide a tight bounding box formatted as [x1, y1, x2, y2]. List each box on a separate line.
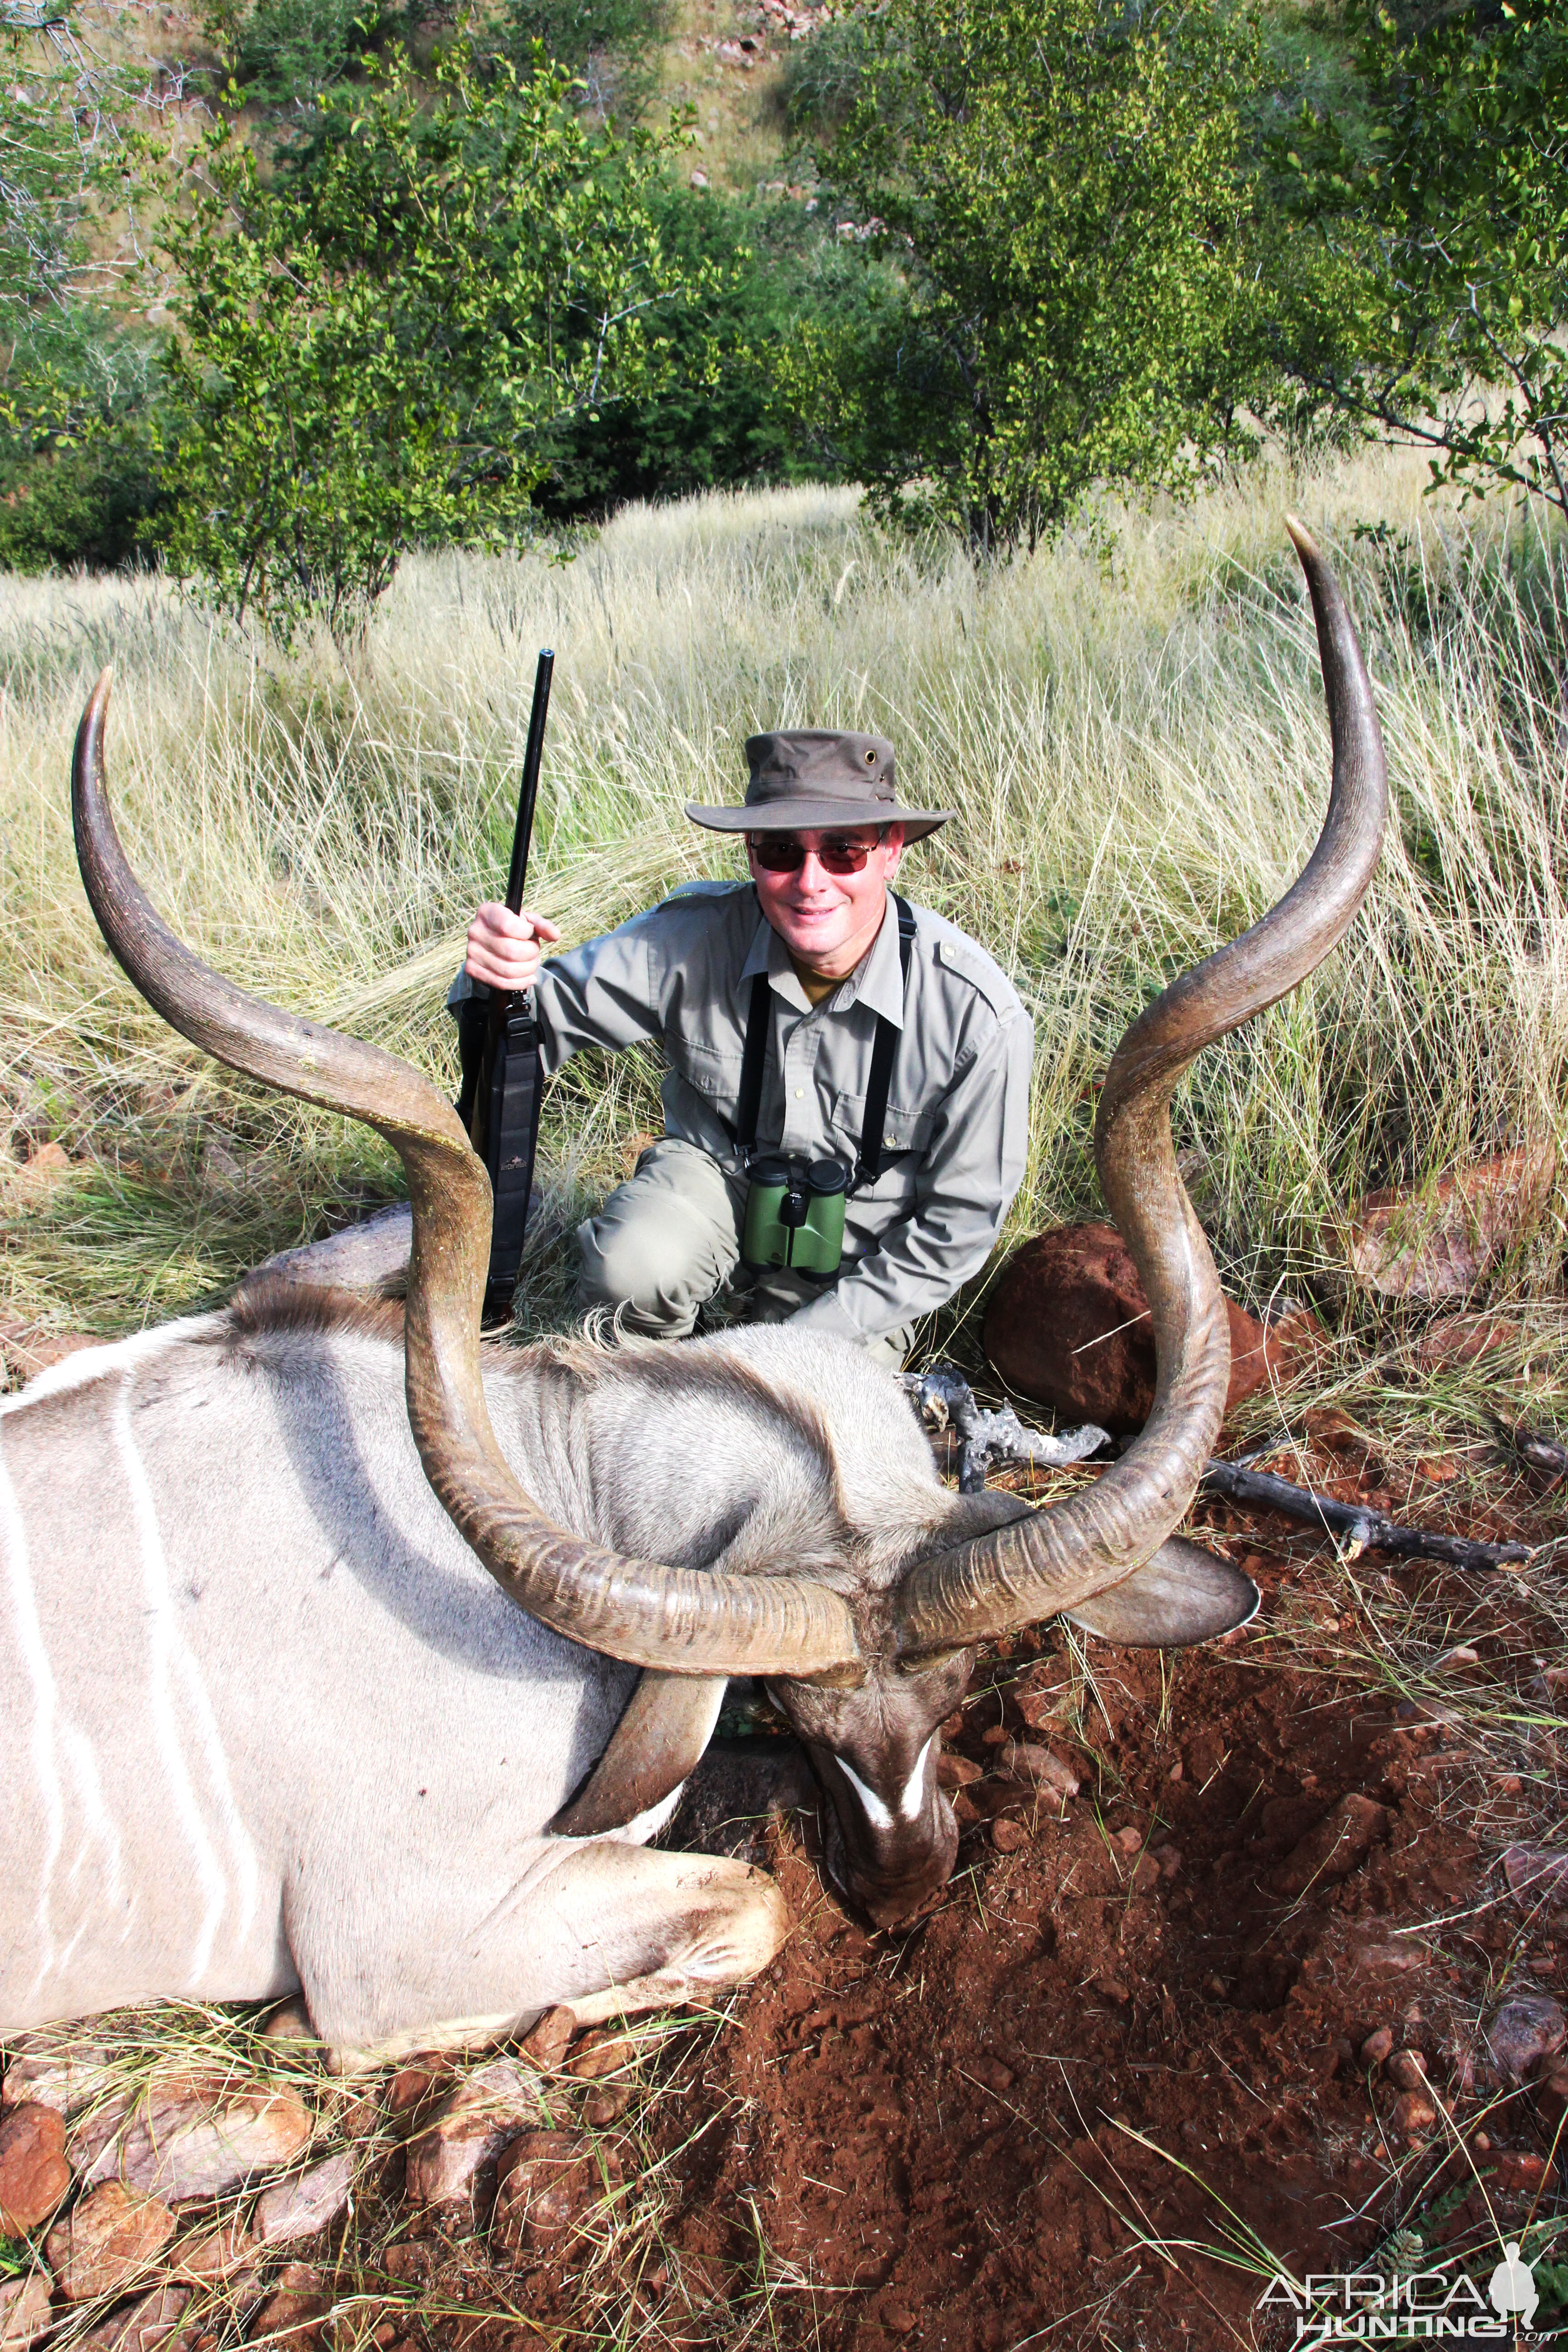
[575, 1147, 739, 1335]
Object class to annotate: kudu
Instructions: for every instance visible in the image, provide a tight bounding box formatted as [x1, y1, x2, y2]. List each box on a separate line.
[0, 524, 1384, 2065]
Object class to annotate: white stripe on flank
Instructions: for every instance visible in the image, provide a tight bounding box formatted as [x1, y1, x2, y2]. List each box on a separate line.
[57, 1720, 127, 1966]
[0, 1432, 63, 1987]
[898, 1737, 934, 1823]
[174, 1642, 259, 1951]
[838, 1756, 894, 1834]
[112, 1377, 230, 1988]
[0, 1318, 214, 1421]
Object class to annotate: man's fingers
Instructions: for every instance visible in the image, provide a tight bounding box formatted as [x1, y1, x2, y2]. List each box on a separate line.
[470, 902, 560, 944]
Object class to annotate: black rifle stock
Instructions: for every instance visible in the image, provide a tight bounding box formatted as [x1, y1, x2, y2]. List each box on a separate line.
[471, 648, 554, 1322]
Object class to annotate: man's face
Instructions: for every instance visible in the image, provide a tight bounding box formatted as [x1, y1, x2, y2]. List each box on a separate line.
[746, 824, 906, 975]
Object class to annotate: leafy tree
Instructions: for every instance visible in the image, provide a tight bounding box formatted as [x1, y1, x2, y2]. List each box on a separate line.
[0, 5, 147, 401]
[156, 44, 698, 635]
[0, 308, 167, 571]
[1272, 0, 1568, 524]
[495, 0, 671, 118]
[535, 181, 903, 516]
[782, 0, 1268, 551]
[198, 0, 426, 110]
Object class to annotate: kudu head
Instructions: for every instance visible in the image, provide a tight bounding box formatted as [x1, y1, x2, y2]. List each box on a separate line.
[69, 520, 1385, 1932]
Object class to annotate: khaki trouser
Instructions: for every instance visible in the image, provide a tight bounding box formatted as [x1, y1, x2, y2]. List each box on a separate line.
[575, 1137, 913, 1369]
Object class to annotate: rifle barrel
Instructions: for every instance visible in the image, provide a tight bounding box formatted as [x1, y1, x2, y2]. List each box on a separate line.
[505, 649, 555, 919]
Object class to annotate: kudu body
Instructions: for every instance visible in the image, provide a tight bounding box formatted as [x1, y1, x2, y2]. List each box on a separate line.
[1, 525, 1385, 2063]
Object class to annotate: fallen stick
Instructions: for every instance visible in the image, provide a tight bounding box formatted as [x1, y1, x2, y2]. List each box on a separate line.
[1196, 1457, 1532, 1572]
[905, 1365, 1533, 1571]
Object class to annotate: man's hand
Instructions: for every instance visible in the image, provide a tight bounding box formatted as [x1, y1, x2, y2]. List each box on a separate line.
[465, 902, 563, 994]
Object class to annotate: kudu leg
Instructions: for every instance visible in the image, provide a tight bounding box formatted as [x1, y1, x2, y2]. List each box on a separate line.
[304, 1842, 789, 2071]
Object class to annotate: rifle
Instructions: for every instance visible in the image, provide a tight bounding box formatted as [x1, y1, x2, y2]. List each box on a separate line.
[470, 647, 554, 1324]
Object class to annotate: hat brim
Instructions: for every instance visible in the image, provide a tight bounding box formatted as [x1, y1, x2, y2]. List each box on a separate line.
[685, 799, 952, 844]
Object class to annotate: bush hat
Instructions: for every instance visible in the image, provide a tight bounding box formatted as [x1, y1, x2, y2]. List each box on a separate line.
[685, 729, 953, 843]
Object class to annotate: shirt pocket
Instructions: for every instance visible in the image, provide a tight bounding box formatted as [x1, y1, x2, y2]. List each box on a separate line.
[665, 1033, 745, 1108]
[829, 1088, 936, 1201]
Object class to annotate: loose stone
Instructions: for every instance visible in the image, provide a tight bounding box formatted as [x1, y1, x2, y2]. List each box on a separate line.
[46, 2183, 177, 2302]
[0, 2103, 71, 2232]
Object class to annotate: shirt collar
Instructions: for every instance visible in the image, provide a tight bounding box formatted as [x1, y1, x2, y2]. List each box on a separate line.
[740, 891, 905, 1026]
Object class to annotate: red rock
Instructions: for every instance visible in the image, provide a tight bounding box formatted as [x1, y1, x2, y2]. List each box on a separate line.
[1502, 1847, 1568, 1898]
[974, 2058, 1014, 2094]
[46, 2183, 177, 2301]
[386, 2067, 444, 2119]
[1331, 1145, 1555, 1301]
[1393, 2090, 1438, 2139]
[260, 1999, 316, 2045]
[250, 2262, 328, 2344]
[982, 1222, 1286, 1433]
[491, 2131, 616, 2255]
[1271, 1794, 1390, 1899]
[990, 1818, 1028, 1853]
[936, 1753, 982, 1789]
[1387, 2050, 1428, 2092]
[403, 2060, 536, 2214]
[14, 1142, 72, 1190]
[79, 2077, 311, 2201]
[1485, 1994, 1565, 2082]
[1360, 2027, 1394, 2066]
[1, 2037, 112, 2119]
[1535, 2062, 1568, 2129]
[167, 2217, 256, 2281]
[999, 1741, 1078, 1798]
[517, 2008, 574, 2071]
[1350, 1937, 1427, 1976]
[0, 2276, 53, 2352]
[0, 2103, 70, 2232]
[78, 2285, 190, 2352]
[582, 2086, 631, 2128]
[566, 2034, 634, 2084]
[1416, 1314, 1519, 1371]
[253, 2153, 353, 2248]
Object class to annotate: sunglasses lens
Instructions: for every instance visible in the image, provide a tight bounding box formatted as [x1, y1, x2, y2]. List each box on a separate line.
[752, 838, 805, 872]
[750, 834, 877, 873]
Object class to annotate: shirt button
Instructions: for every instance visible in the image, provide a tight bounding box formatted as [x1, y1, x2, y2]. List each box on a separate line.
[794, 1088, 804, 1099]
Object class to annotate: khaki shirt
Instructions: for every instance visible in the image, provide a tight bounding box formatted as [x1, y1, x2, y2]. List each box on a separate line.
[454, 882, 1033, 1346]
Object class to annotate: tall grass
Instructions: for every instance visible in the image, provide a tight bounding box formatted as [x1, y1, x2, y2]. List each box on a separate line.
[1, 448, 1564, 1357]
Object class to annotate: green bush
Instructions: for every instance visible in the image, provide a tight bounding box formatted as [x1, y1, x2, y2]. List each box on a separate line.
[156, 45, 703, 635]
[200, 0, 427, 105]
[0, 426, 164, 573]
[782, 0, 1271, 550]
[495, 0, 670, 113]
[534, 181, 902, 516]
[0, 311, 170, 573]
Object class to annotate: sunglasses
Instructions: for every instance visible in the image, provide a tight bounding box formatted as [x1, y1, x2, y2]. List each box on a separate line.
[749, 829, 886, 875]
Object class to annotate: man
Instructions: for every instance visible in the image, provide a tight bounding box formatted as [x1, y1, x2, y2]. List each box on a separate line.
[456, 728, 1032, 1367]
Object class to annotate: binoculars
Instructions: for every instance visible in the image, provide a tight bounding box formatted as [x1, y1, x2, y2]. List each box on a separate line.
[742, 1155, 848, 1278]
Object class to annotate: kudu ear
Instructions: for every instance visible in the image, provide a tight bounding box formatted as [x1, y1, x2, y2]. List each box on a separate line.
[1065, 1537, 1260, 1648]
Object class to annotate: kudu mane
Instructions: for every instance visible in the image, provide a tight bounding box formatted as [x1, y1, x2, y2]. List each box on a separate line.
[213, 1274, 933, 1592]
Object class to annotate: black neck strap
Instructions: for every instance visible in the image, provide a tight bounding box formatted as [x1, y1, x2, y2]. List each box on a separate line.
[735, 894, 916, 1191]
